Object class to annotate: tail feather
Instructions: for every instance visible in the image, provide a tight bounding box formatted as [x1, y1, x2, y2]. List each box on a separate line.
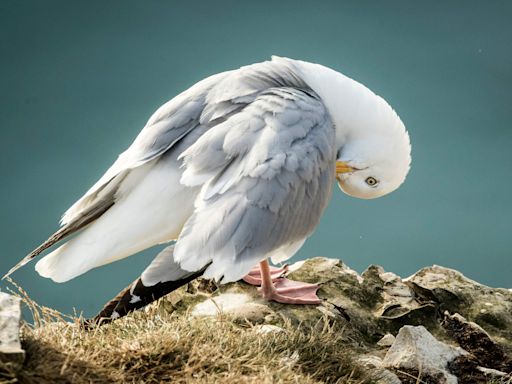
[2, 197, 115, 280]
[83, 268, 206, 328]
[83, 244, 210, 327]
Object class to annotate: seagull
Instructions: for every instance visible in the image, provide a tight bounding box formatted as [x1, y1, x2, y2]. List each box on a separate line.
[4, 56, 411, 325]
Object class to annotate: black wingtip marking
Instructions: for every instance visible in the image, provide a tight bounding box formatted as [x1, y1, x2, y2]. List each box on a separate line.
[83, 266, 207, 329]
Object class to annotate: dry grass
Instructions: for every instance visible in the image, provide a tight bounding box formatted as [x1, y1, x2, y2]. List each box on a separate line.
[1, 283, 371, 384]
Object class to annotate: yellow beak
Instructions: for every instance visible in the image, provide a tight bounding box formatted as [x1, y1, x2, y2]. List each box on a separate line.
[336, 161, 355, 175]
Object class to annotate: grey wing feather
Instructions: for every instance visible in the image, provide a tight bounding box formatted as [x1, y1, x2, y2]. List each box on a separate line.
[174, 87, 336, 282]
[60, 73, 229, 226]
[63, 58, 305, 225]
[2, 76, 223, 279]
[3, 57, 309, 279]
[140, 245, 196, 286]
[2, 77, 220, 279]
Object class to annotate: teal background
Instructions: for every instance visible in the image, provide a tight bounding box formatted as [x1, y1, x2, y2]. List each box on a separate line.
[1, 1, 511, 317]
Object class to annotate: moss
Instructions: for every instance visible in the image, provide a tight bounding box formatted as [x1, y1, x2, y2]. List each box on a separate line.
[359, 266, 386, 309]
[474, 310, 509, 330]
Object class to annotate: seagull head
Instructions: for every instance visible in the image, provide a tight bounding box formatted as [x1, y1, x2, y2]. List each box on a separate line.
[274, 56, 412, 199]
[335, 117, 411, 200]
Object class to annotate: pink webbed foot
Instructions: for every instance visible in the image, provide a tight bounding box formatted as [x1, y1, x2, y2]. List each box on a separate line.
[242, 264, 288, 286]
[260, 278, 321, 305]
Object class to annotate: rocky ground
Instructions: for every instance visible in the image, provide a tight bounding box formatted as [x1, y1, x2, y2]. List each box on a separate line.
[1, 257, 511, 383]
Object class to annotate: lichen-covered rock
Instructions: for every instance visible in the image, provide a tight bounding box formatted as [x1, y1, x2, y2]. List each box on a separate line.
[382, 325, 467, 384]
[154, 257, 512, 382]
[406, 265, 512, 350]
[0, 291, 24, 368]
[362, 265, 439, 334]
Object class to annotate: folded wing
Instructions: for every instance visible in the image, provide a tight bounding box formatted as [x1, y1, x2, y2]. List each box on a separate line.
[175, 87, 336, 282]
[3, 73, 227, 279]
[4, 57, 329, 282]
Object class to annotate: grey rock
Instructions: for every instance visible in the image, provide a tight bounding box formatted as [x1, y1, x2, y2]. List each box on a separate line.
[377, 333, 396, 347]
[357, 355, 402, 384]
[406, 265, 512, 350]
[477, 366, 508, 378]
[190, 292, 272, 324]
[253, 324, 285, 334]
[362, 265, 438, 333]
[383, 325, 467, 384]
[357, 354, 383, 369]
[154, 257, 512, 383]
[0, 291, 24, 367]
[375, 370, 403, 384]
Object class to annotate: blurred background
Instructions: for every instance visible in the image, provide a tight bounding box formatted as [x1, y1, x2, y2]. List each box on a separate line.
[1, 1, 511, 317]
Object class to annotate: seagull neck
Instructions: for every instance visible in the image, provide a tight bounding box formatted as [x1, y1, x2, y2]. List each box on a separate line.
[291, 60, 394, 149]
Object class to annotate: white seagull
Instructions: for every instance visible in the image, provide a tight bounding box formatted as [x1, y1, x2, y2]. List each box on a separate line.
[5, 57, 411, 325]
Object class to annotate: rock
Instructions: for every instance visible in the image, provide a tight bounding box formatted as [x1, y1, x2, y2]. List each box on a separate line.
[253, 324, 285, 334]
[357, 354, 383, 369]
[356, 355, 402, 384]
[442, 311, 512, 372]
[448, 355, 505, 384]
[362, 265, 439, 334]
[375, 370, 403, 384]
[0, 292, 25, 368]
[377, 333, 396, 347]
[287, 257, 363, 285]
[382, 325, 467, 384]
[476, 366, 509, 379]
[190, 293, 272, 324]
[154, 257, 512, 383]
[406, 265, 512, 350]
[279, 258, 378, 333]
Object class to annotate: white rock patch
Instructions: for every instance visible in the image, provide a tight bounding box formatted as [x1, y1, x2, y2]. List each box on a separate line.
[0, 291, 25, 366]
[383, 325, 467, 384]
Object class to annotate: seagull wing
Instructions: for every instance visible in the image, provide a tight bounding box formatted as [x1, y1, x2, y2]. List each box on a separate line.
[86, 86, 336, 323]
[61, 73, 230, 226]
[3, 73, 227, 279]
[175, 87, 336, 283]
[4, 57, 323, 282]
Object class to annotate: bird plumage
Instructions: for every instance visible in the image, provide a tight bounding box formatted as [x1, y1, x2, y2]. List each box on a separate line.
[176, 86, 335, 283]
[4, 56, 411, 323]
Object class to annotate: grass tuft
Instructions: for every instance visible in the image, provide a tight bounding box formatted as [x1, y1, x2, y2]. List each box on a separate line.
[2, 285, 371, 383]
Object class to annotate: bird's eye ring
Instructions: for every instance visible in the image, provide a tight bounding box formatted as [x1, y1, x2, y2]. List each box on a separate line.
[365, 177, 378, 187]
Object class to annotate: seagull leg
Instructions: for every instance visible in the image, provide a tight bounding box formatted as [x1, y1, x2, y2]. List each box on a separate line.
[242, 263, 288, 286]
[258, 259, 321, 305]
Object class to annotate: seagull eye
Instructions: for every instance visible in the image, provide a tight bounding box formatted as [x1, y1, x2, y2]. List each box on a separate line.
[365, 177, 378, 187]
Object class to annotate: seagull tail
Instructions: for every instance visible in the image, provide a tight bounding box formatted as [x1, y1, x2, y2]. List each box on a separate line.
[83, 244, 210, 328]
[2, 197, 115, 281]
[82, 269, 205, 328]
